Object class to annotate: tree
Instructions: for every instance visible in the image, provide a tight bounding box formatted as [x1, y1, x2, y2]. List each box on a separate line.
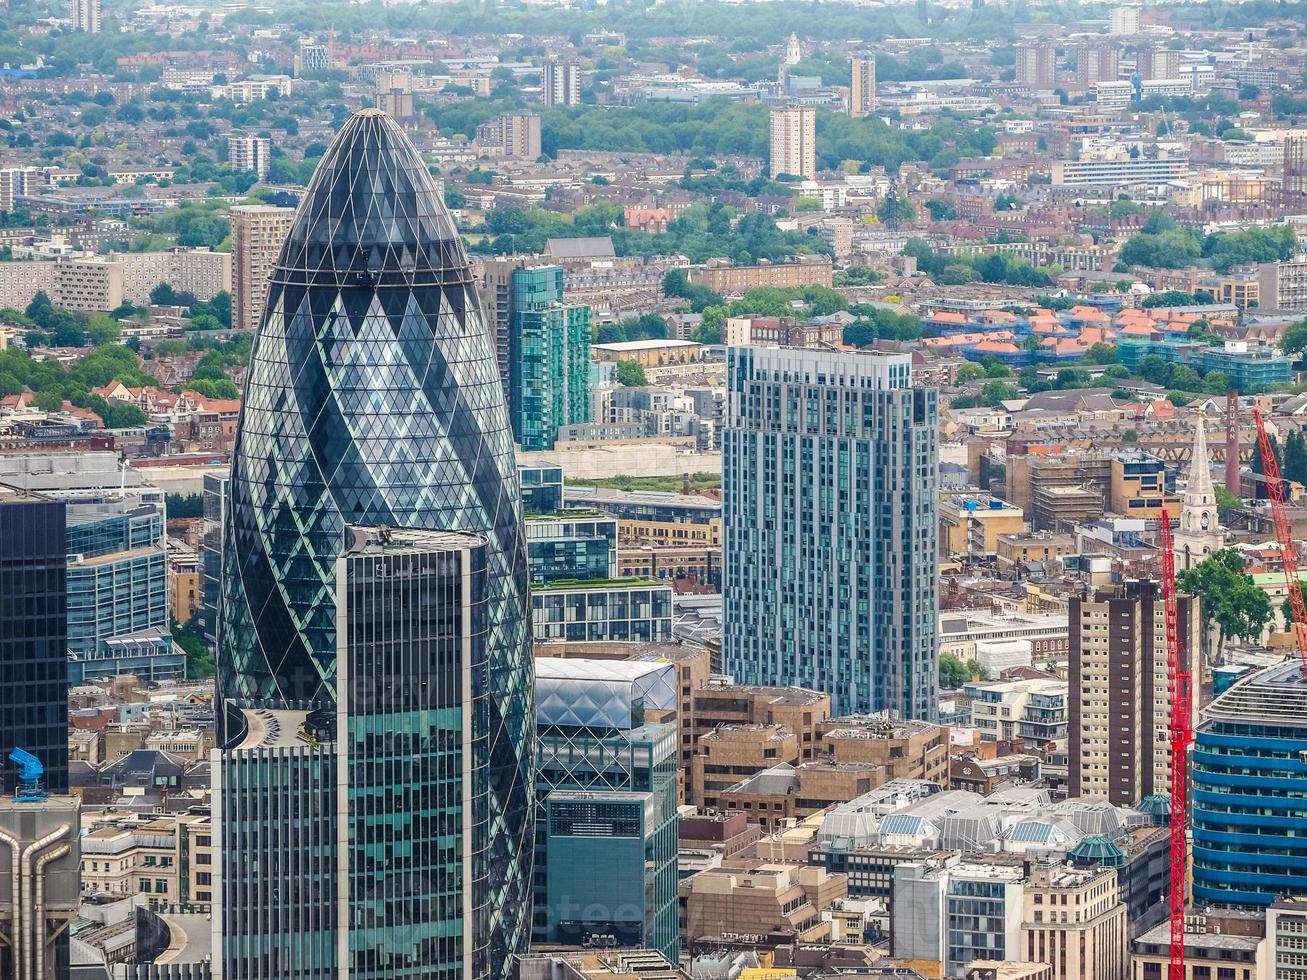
[955, 363, 986, 383]
[1178, 549, 1272, 662]
[32, 390, 63, 412]
[615, 360, 647, 387]
[925, 199, 956, 221]
[104, 403, 148, 428]
[171, 616, 214, 678]
[1080, 342, 1117, 365]
[1281, 319, 1307, 356]
[151, 282, 179, 305]
[980, 379, 1017, 407]
[1215, 486, 1243, 520]
[939, 653, 969, 689]
[166, 493, 204, 518]
[1284, 429, 1307, 486]
[84, 313, 121, 346]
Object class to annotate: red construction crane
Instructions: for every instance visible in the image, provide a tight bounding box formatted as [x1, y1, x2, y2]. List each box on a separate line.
[1158, 515, 1192, 980]
[1251, 406, 1307, 669]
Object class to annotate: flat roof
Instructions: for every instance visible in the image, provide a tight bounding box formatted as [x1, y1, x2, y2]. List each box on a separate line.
[591, 339, 704, 351]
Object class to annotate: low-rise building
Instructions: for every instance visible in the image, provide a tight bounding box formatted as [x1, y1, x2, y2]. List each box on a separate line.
[683, 864, 845, 952]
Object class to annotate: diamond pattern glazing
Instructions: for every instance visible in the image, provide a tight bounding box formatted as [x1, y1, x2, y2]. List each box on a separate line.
[217, 109, 533, 978]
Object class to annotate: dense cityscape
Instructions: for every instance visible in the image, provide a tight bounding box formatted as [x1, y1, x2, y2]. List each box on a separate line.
[2, 0, 1307, 978]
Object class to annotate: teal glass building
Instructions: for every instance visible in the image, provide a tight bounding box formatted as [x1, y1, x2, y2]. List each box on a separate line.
[507, 265, 591, 452]
[532, 658, 679, 961]
[1192, 661, 1307, 907]
[65, 498, 182, 684]
[337, 529, 493, 977]
[217, 110, 533, 980]
[723, 347, 939, 719]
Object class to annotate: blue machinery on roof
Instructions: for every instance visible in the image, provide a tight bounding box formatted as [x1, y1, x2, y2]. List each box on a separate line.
[8, 747, 48, 802]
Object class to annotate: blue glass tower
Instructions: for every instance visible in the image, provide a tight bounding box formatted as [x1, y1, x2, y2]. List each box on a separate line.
[216, 110, 533, 980]
[1192, 661, 1307, 908]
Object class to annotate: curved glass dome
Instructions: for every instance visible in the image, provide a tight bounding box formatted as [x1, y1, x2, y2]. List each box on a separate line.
[218, 108, 532, 978]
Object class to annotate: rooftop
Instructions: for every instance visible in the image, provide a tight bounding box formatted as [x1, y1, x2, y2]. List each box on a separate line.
[1204, 659, 1307, 728]
[591, 338, 705, 352]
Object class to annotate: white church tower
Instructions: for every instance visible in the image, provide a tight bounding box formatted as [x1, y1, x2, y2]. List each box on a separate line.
[1176, 410, 1224, 570]
[785, 32, 802, 66]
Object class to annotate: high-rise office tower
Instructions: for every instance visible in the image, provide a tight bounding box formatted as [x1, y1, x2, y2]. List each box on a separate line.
[1069, 579, 1198, 806]
[0, 486, 71, 980]
[227, 133, 272, 180]
[1076, 43, 1120, 87]
[769, 106, 816, 180]
[542, 59, 581, 107]
[722, 348, 938, 719]
[229, 204, 295, 332]
[68, 0, 100, 32]
[1192, 661, 1307, 907]
[0, 486, 67, 796]
[533, 658, 679, 961]
[216, 109, 533, 980]
[850, 56, 876, 117]
[508, 265, 591, 451]
[199, 472, 228, 651]
[1015, 41, 1056, 90]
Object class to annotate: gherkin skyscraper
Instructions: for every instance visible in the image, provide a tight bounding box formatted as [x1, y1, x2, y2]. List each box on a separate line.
[215, 110, 533, 980]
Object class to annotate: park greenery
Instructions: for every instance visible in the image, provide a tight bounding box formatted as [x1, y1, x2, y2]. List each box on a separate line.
[569, 472, 721, 493]
[471, 200, 833, 264]
[427, 98, 998, 176]
[1120, 216, 1297, 273]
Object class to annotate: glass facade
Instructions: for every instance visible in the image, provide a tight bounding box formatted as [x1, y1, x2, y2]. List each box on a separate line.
[525, 513, 618, 586]
[530, 582, 673, 643]
[533, 660, 679, 961]
[67, 547, 168, 654]
[64, 498, 176, 683]
[338, 531, 490, 979]
[723, 347, 939, 718]
[0, 489, 67, 796]
[508, 266, 591, 452]
[945, 879, 1008, 976]
[200, 472, 228, 650]
[1192, 661, 1307, 908]
[217, 110, 533, 980]
[519, 465, 564, 516]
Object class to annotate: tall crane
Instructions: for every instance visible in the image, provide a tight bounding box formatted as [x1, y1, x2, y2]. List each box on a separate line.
[1158, 514, 1192, 980]
[1251, 406, 1307, 669]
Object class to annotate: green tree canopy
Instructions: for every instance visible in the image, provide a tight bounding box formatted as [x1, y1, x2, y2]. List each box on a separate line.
[1178, 548, 1272, 661]
[615, 359, 647, 387]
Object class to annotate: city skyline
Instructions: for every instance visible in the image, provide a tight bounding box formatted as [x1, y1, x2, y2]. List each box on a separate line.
[0, 2, 1306, 978]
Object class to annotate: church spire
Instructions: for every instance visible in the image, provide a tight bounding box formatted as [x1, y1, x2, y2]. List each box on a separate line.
[1187, 410, 1215, 503]
[1176, 409, 1222, 569]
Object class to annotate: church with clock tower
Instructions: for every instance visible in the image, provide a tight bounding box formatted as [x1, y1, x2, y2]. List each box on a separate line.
[1175, 411, 1224, 570]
